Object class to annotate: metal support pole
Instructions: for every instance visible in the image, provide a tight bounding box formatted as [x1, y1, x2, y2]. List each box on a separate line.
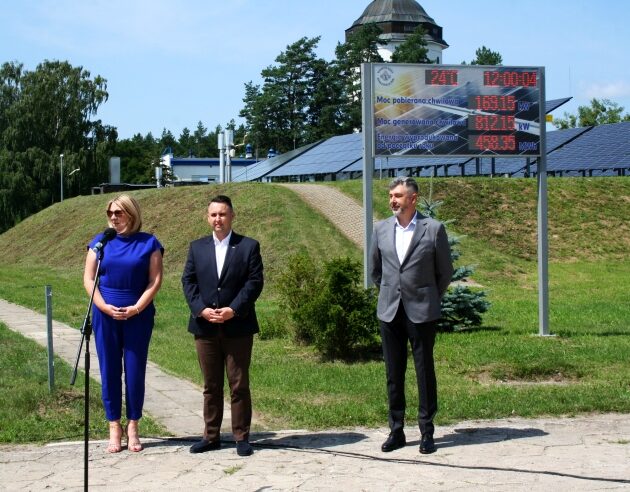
[45, 285, 54, 392]
[361, 63, 374, 288]
[537, 67, 551, 336]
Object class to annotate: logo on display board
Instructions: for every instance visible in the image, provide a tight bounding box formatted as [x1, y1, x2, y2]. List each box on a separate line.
[376, 66, 395, 86]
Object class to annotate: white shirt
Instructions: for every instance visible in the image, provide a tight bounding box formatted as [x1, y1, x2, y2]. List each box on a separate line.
[395, 213, 417, 264]
[213, 230, 232, 278]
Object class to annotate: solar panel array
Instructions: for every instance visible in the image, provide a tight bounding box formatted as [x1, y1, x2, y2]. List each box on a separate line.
[547, 121, 630, 172]
[240, 102, 629, 181]
[231, 140, 323, 182]
[545, 97, 572, 114]
[267, 134, 363, 178]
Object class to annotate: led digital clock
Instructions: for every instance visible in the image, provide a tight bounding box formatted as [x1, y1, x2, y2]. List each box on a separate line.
[468, 95, 516, 112]
[425, 69, 458, 86]
[468, 115, 515, 132]
[469, 134, 516, 152]
[483, 70, 537, 87]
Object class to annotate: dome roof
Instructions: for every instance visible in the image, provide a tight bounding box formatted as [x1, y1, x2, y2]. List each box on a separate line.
[349, 0, 436, 28]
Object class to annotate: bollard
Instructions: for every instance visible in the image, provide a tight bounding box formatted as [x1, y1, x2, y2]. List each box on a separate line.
[45, 285, 55, 391]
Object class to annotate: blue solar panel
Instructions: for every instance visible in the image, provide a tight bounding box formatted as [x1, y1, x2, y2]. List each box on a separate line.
[242, 100, 628, 180]
[545, 97, 572, 114]
[232, 140, 323, 181]
[335, 128, 598, 177]
[268, 134, 363, 177]
[547, 122, 630, 172]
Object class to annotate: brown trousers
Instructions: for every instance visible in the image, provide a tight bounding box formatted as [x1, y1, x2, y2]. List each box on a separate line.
[194, 331, 253, 442]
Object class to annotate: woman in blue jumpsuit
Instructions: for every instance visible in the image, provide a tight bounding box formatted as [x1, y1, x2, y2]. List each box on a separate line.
[84, 194, 163, 453]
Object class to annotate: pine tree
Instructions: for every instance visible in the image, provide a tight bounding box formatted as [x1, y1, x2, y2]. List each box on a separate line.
[419, 187, 490, 332]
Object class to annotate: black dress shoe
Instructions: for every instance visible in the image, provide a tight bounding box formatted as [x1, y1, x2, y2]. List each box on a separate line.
[419, 434, 436, 454]
[190, 438, 221, 454]
[381, 431, 406, 452]
[236, 440, 253, 457]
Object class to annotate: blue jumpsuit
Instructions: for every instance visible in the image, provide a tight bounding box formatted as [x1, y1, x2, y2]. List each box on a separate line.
[89, 232, 163, 421]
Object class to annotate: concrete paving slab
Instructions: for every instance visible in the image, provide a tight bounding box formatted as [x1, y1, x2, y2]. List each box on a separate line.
[0, 415, 628, 491]
[1, 298, 629, 490]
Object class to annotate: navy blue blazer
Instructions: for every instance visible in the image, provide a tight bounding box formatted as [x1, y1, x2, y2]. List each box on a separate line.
[181, 232, 264, 337]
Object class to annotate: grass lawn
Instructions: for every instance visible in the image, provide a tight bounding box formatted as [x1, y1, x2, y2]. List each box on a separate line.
[0, 322, 166, 443]
[1, 258, 628, 432]
[0, 179, 628, 438]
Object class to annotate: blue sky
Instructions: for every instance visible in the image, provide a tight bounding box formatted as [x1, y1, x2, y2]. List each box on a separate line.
[3, 0, 629, 139]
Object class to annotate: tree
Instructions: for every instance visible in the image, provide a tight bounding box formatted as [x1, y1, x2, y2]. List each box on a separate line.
[159, 128, 177, 154]
[178, 127, 194, 156]
[303, 58, 345, 142]
[418, 194, 490, 332]
[391, 25, 431, 63]
[333, 24, 385, 133]
[240, 37, 327, 153]
[278, 253, 380, 360]
[0, 60, 111, 232]
[192, 121, 209, 157]
[240, 25, 386, 149]
[112, 132, 159, 184]
[553, 98, 630, 129]
[1, 60, 108, 153]
[466, 46, 503, 65]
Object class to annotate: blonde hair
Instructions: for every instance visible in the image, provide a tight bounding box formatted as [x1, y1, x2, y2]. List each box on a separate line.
[106, 194, 142, 234]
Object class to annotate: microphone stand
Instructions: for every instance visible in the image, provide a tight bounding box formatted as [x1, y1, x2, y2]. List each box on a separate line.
[71, 247, 104, 492]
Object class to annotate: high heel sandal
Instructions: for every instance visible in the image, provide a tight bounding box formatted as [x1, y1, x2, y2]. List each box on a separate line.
[126, 420, 143, 452]
[107, 421, 123, 453]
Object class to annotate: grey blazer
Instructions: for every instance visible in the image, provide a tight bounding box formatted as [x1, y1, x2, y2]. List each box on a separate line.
[371, 211, 454, 324]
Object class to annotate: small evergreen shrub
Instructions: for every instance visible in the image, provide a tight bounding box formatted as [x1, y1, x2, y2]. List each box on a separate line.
[277, 251, 320, 343]
[418, 196, 490, 332]
[278, 254, 380, 360]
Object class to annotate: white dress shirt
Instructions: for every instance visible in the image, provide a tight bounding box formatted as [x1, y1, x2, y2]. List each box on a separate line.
[213, 230, 232, 278]
[395, 213, 417, 264]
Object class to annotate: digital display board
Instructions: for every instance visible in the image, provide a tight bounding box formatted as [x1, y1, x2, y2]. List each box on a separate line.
[372, 64, 543, 157]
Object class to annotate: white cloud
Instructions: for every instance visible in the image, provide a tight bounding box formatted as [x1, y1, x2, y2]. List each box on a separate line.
[582, 81, 630, 100]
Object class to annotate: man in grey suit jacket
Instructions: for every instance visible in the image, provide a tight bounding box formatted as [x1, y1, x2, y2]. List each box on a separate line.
[371, 177, 453, 454]
[182, 195, 264, 457]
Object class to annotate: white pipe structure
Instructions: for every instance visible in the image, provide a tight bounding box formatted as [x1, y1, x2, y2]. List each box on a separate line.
[59, 154, 64, 202]
[218, 132, 225, 184]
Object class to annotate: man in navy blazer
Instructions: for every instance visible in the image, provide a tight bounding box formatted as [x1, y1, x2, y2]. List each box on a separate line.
[371, 177, 453, 455]
[182, 195, 263, 457]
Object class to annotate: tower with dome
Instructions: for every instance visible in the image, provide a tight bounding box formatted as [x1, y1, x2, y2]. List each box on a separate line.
[346, 0, 448, 63]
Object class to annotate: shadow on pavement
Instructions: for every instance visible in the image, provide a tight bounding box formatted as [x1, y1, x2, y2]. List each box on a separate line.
[140, 426, 545, 451]
[431, 426, 548, 448]
[253, 431, 368, 449]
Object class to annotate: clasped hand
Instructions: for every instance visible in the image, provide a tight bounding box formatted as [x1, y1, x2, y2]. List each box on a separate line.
[109, 305, 137, 321]
[201, 307, 234, 323]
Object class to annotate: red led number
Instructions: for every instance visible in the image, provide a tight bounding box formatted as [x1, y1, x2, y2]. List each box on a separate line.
[468, 115, 515, 131]
[470, 95, 516, 112]
[471, 135, 516, 151]
[483, 71, 537, 87]
[426, 69, 458, 85]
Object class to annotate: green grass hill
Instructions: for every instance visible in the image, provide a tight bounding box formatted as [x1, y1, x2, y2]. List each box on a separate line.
[1, 177, 629, 432]
[2, 177, 628, 282]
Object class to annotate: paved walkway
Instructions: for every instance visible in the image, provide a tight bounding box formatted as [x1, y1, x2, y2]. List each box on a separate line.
[280, 183, 374, 248]
[280, 183, 483, 287]
[1, 298, 630, 491]
[0, 298, 223, 437]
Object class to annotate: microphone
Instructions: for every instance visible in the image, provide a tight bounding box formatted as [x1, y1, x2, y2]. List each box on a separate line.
[91, 228, 117, 253]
